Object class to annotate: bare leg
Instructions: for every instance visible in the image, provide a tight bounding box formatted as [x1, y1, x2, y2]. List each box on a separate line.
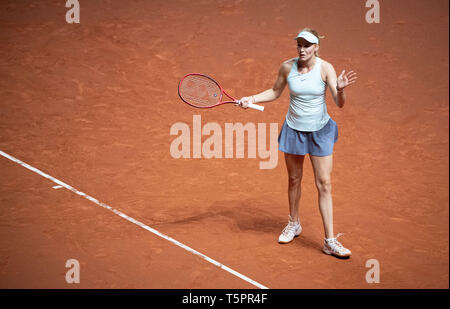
[310, 154, 334, 239]
[284, 153, 305, 222]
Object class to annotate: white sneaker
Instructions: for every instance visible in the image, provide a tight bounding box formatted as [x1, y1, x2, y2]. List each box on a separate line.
[323, 233, 352, 258]
[278, 216, 302, 244]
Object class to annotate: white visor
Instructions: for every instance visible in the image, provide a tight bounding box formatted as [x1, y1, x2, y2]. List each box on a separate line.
[294, 31, 319, 44]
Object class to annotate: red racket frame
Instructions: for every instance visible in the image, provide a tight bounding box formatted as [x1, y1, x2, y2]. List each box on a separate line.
[178, 73, 239, 109]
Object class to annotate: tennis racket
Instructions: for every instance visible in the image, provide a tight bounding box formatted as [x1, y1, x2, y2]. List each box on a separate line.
[178, 73, 264, 111]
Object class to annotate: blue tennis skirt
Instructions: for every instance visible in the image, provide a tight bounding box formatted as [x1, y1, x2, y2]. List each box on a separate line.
[278, 118, 338, 156]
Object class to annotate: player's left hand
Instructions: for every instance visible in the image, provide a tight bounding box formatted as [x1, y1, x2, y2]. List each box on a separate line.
[337, 70, 357, 90]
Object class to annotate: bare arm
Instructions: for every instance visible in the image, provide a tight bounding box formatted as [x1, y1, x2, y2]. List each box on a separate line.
[239, 62, 291, 107]
[324, 61, 357, 108]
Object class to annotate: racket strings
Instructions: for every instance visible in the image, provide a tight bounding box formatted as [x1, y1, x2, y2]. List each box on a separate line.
[179, 75, 222, 107]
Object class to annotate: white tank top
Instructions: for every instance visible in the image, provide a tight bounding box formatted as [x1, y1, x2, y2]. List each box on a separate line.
[285, 57, 330, 132]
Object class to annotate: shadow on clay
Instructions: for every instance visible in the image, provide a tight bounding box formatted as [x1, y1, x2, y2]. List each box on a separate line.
[161, 199, 323, 253]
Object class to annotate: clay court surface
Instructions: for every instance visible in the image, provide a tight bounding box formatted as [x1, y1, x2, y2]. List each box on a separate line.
[0, 0, 448, 289]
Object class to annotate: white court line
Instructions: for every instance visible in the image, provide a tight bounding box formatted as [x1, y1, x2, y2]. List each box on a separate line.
[0, 150, 269, 289]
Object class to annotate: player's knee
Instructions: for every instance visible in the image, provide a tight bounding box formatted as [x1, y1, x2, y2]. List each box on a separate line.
[288, 174, 302, 186]
[316, 178, 332, 193]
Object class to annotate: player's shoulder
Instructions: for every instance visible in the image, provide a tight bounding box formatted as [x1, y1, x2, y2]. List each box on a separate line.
[280, 58, 296, 73]
[282, 57, 297, 66]
[283, 57, 297, 64]
[319, 58, 335, 72]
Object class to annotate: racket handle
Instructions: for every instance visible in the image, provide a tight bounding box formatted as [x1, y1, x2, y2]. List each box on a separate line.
[247, 102, 264, 111]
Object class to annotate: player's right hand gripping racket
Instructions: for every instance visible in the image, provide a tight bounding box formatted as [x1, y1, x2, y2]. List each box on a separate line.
[178, 73, 264, 111]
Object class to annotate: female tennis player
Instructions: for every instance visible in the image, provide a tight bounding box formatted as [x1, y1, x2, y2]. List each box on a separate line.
[239, 28, 357, 258]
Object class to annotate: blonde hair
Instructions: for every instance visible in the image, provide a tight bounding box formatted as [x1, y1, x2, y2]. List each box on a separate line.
[299, 27, 325, 56]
